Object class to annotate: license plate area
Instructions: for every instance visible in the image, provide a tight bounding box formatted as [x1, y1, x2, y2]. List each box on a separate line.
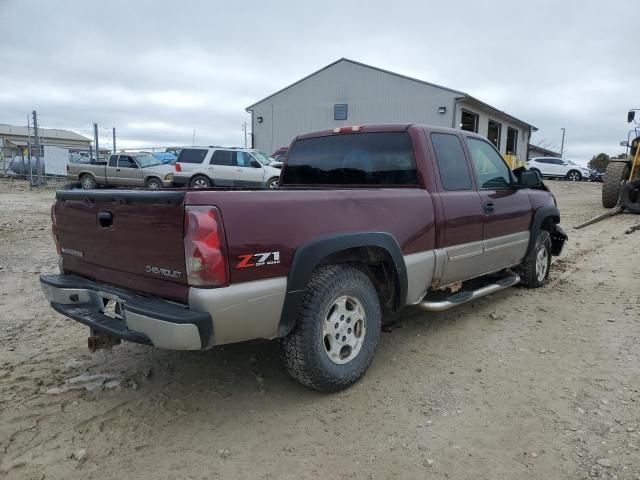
[99, 291, 125, 320]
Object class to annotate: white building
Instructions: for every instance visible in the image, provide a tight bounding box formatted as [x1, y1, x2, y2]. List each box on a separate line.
[247, 58, 536, 159]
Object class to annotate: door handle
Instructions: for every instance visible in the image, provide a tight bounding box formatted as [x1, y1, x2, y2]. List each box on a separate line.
[236, 169, 242, 172]
[116, 168, 120, 172]
[483, 202, 495, 214]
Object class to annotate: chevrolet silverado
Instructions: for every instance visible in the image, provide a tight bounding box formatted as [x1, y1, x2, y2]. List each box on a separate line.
[41, 124, 566, 392]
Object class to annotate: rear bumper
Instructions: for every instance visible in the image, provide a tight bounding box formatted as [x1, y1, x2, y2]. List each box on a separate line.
[40, 274, 212, 350]
[172, 175, 190, 187]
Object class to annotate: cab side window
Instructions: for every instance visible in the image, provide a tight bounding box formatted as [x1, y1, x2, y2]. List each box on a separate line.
[118, 156, 137, 168]
[108, 155, 118, 167]
[466, 138, 512, 189]
[431, 133, 472, 190]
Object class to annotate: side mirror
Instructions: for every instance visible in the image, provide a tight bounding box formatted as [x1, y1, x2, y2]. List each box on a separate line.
[250, 159, 261, 168]
[620, 140, 629, 147]
[520, 170, 542, 188]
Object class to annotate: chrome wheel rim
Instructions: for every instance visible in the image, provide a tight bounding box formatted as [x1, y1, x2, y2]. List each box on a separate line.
[267, 179, 278, 189]
[147, 181, 160, 189]
[536, 246, 549, 282]
[81, 177, 93, 189]
[568, 172, 580, 181]
[322, 295, 366, 365]
[192, 178, 208, 188]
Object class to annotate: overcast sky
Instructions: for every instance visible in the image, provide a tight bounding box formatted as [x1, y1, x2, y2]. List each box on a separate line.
[0, 0, 636, 162]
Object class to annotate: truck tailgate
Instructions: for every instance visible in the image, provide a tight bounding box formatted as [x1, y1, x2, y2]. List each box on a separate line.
[54, 190, 189, 302]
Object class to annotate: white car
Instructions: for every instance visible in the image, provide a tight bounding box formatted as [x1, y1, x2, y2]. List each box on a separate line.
[173, 147, 281, 189]
[528, 157, 590, 181]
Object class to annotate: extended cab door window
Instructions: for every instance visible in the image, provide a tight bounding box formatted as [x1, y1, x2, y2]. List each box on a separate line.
[108, 155, 118, 167]
[466, 138, 513, 189]
[431, 133, 473, 190]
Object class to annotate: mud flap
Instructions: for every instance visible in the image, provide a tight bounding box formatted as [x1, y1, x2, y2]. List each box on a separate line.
[550, 225, 567, 256]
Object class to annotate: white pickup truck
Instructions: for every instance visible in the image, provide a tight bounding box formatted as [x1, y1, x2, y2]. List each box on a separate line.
[68, 151, 175, 189]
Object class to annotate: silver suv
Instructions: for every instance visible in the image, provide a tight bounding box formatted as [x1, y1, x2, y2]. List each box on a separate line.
[173, 147, 281, 189]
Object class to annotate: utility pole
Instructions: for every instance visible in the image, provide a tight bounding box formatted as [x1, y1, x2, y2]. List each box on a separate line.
[242, 122, 247, 148]
[112, 127, 116, 153]
[192, 129, 196, 146]
[560, 128, 566, 158]
[27, 114, 32, 186]
[32, 110, 41, 186]
[93, 123, 99, 162]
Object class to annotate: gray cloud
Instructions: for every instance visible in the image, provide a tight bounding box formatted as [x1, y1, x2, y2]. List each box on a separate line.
[1, 0, 636, 160]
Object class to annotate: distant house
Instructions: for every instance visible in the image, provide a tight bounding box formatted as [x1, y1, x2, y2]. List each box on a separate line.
[0, 124, 91, 160]
[246, 58, 536, 159]
[528, 144, 561, 159]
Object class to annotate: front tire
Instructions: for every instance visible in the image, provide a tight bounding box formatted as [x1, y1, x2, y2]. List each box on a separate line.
[566, 170, 582, 181]
[146, 178, 163, 189]
[280, 265, 381, 392]
[80, 174, 96, 189]
[266, 177, 279, 189]
[517, 230, 552, 288]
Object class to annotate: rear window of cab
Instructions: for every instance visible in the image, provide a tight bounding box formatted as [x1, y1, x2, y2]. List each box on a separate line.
[281, 132, 418, 186]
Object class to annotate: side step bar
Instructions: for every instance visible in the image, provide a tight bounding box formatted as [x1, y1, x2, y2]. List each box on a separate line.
[417, 273, 520, 312]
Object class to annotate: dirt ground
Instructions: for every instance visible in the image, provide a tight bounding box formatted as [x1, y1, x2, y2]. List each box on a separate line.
[0, 178, 638, 480]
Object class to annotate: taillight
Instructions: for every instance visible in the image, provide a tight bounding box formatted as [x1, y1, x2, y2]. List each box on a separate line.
[333, 126, 362, 134]
[175, 163, 182, 172]
[51, 204, 61, 255]
[184, 206, 228, 287]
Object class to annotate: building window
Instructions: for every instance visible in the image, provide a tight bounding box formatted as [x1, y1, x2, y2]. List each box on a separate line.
[487, 121, 502, 149]
[460, 110, 478, 133]
[334, 104, 348, 121]
[506, 127, 518, 155]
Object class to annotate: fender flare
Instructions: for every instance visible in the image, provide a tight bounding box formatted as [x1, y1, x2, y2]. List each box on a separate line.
[528, 206, 562, 255]
[143, 175, 164, 186]
[277, 232, 407, 337]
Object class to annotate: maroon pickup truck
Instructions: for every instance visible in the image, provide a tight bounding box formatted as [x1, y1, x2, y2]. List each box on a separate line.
[41, 124, 566, 392]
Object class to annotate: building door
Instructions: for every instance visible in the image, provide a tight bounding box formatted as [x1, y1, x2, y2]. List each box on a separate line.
[506, 127, 519, 156]
[487, 121, 502, 150]
[460, 110, 478, 132]
[465, 137, 531, 271]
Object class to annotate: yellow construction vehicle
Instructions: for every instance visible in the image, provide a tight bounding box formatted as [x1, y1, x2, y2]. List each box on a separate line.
[602, 110, 640, 212]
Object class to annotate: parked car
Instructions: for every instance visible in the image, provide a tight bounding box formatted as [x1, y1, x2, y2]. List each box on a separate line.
[152, 151, 178, 164]
[68, 152, 175, 189]
[41, 124, 566, 392]
[528, 157, 590, 181]
[589, 168, 604, 182]
[173, 147, 281, 189]
[272, 146, 288, 158]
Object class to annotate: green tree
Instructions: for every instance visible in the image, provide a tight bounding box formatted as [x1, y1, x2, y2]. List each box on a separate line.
[588, 153, 610, 171]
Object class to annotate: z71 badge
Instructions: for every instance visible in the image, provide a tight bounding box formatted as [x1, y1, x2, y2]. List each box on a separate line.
[236, 251, 281, 269]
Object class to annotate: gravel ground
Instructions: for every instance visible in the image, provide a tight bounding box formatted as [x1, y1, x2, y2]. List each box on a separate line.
[0, 179, 638, 480]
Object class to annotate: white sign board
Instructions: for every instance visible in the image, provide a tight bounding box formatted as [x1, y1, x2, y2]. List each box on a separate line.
[43, 146, 69, 176]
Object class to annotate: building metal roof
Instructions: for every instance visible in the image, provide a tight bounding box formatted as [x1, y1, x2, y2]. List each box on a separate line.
[246, 58, 536, 130]
[0, 124, 91, 142]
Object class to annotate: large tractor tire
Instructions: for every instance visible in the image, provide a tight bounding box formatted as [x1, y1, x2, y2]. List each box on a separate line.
[602, 161, 630, 208]
[621, 179, 640, 214]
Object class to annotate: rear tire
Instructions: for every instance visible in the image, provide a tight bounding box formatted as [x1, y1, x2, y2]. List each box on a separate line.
[80, 174, 96, 190]
[266, 177, 279, 189]
[516, 230, 551, 289]
[280, 265, 381, 392]
[602, 161, 630, 208]
[189, 175, 211, 189]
